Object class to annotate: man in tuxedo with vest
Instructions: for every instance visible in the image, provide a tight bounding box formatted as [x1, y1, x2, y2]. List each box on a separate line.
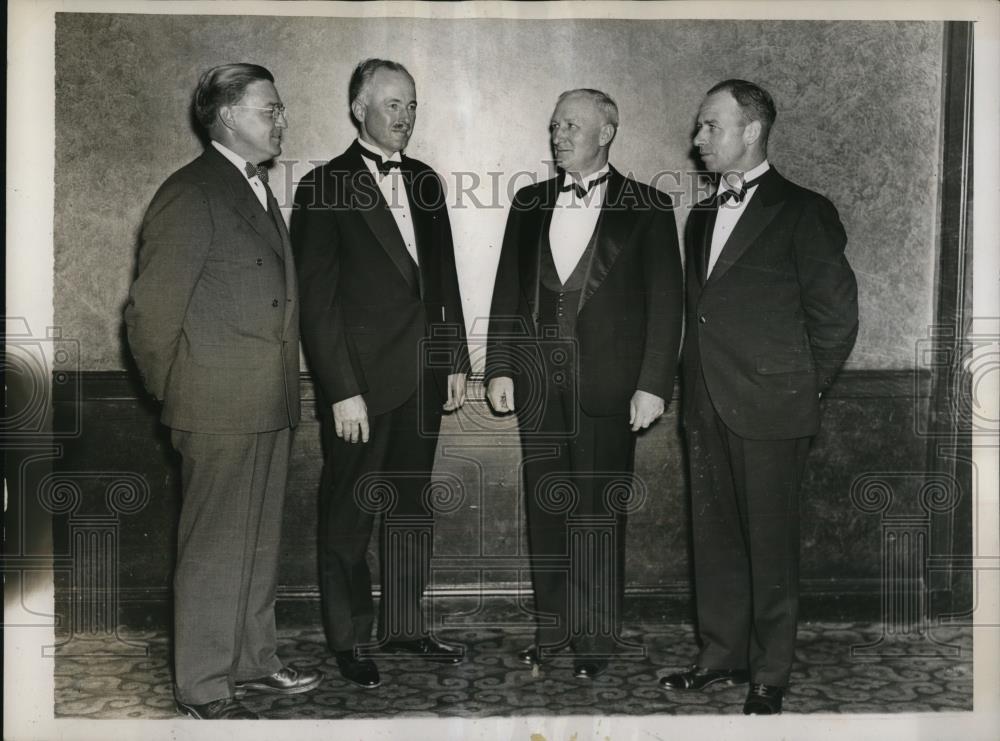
[659, 79, 858, 714]
[291, 59, 469, 688]
[125, 63, 321, 719]
[486, 89, 683, 678]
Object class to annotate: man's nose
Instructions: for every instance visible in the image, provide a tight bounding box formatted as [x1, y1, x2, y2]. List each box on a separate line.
[693, 128, 705, 146]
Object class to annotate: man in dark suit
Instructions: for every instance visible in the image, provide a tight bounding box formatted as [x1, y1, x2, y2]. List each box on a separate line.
[125, 63, 321, 720]
[486, 89, 683, 679]
[291, 59, 469, 689]
[659, 79, 859, 714]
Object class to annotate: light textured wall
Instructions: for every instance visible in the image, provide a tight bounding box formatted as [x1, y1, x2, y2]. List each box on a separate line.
[54, 14, 944, 371]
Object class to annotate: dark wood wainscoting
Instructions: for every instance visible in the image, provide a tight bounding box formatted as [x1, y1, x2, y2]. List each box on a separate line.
[51, 368, 971, 632]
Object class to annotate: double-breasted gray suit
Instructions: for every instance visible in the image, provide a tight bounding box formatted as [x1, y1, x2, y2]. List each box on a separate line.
[125, 144, 300, 704]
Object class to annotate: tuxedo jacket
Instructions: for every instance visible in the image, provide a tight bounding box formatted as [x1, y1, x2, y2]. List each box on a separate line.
[485, 168, 684, 417]
[290, 141, 469, 417]
[125, 145, 301, 433]
[682, 167, 859, 440]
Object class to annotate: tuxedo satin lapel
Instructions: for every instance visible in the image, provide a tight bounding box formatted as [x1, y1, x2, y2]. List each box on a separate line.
[525, 180, 560, 323]
[579, 169, 632, 313]
[343, 152, 419, 294]
[696, 204, 715, 286]
[707, 170, 785, 285]
[206, 147, 284, 257]
[400, 164, 429, 298]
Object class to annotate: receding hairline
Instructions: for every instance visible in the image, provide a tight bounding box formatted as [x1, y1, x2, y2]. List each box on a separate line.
[553, 89, 619, 128]
[353, 65, 416, 106]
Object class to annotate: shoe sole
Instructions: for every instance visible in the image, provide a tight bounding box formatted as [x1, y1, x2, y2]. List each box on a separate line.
[340, 677, 382, 690]
[234, 678, 322, 697]
[660, 676, 749, 691]
[176, 704, 260, 720]
[376, 650, 463, 664]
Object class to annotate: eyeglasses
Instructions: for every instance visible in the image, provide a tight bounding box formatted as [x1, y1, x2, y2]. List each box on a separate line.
[231, 104, 288, 122]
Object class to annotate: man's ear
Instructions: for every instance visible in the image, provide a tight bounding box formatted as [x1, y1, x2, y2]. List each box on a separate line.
[217, 105, 237, 132]
[743, 120, 762, 147]
[599, 123, 617, 147]
[351, 99, 366, 125]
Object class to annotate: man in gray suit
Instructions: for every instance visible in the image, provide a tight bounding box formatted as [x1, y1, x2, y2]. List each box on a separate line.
[125, 63, 321, 720]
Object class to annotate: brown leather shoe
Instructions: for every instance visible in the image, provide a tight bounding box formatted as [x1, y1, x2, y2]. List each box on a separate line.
[234, 665, 322, 696]
[176, 697, 260, 719]
[659, 664, 750, 691]
[743, 682, 784, 714]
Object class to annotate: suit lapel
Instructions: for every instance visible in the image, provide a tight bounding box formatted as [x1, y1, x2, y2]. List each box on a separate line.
[694, 203, 715, 286]
[524, 179, 560, 325]
[205, 146, 284, 258]
[706, 168, 786, 285]
[578, 168, 633, 313]
[400, 162, 430, 298]
[342, 143, 419, 294]
[266, 187, 298, 338]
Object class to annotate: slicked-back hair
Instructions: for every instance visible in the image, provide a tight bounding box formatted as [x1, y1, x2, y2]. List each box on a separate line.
[556, 88, 620, 132]
[349, 58, 415, 108]
[706, 78, 777, 142]
[193, 63, 274, 131]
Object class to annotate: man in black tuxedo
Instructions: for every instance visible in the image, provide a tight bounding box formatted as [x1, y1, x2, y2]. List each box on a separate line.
[659, 79, 858, 714]
[126, 63, 321, 719]
[486, 89, 683, 678]
[291, 59, 469, 688]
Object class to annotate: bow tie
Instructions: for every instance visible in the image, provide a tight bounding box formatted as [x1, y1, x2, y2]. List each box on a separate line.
[715, 174, 764, 206]
[359, 147, 402, 177]
[244, 161, 268, 185]
[560, 171, 610, 199]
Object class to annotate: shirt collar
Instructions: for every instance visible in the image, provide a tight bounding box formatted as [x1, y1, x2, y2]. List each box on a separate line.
[357, 137, 402, 163]
[212, 140, 259, 182]
[718, 159, 771, 193]
[562, 163, 611, 190]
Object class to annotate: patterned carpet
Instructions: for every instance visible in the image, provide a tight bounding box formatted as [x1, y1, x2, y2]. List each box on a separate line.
[54, 621, 971, 719]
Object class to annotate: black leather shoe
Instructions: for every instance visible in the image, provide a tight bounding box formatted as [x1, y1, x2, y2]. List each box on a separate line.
[743, 682, 784, 714]
[380, 636, 464, 664]
[176, 697, 259, 720]
[516, 643, 569, 666]
[573, 659, 607, 679]
[659, 665, 750, 691]
[334, 650, 381, 689]
[235, 665, 323, 696]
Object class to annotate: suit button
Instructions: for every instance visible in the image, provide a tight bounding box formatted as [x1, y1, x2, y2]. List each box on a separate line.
[699, 314, 707, 324]
[272, 299, 279, 307]
[256, 258, 263, 266]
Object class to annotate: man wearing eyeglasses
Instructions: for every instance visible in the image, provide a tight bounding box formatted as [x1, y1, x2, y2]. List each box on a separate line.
[291, 59, 469, 689]
[125, 63, 321, 720]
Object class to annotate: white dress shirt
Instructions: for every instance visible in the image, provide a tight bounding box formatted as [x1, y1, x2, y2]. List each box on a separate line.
[706, 159, 771, 277]
[548, 164, 610, 284]
[357, 137, 419, 267]
[211, 140, 268, 211]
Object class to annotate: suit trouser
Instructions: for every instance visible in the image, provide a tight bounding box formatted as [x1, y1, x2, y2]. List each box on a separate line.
[686, 370, 810, 687]
[521, 380, 634, 656]
[170, 427, 290, 704]
[317, 386, 442, 652]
